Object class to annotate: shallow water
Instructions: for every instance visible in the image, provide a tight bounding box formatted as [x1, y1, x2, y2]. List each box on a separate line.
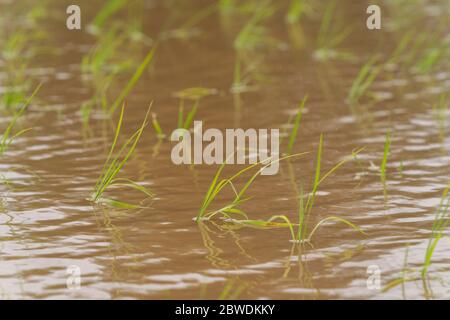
[0, 0, 449, 299]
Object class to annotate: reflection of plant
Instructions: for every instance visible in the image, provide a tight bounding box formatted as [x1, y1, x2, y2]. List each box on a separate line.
[380, 130, 391, 197]
[285, 96, 307, 155]
[433, 94, 448, 141]
[233, 0, 277, 52]
[91, 105, 154, 208]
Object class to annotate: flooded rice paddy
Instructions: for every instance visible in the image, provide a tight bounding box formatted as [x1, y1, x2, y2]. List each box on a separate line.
[0, 0, 449, 299]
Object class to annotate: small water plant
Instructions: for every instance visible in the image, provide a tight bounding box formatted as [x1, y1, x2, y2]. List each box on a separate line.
[233, 0, 277, 53]
[422, 183, 450, 277]
[347, 57, 380, 105]
[285, 0, 308, 25]
[0, 85, 40, 156]
[313, 0, 353, 61]
[197, 134, 365, 243]
[108, 46, 157, 115]
[91, 104, 154, 208]
[285, 95, 307, 155]
[196, 152, 308, 223]
[173, 87, 217, 130]
[223, 135, 365, 243]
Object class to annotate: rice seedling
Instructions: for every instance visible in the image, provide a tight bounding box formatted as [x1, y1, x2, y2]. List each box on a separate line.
[421, 183, 450, 277]
[293, 135, 365, 243]
[197, 134, 365, 243]
[285, 95, 307, 155]
[90, 104, 154, 208]
[432, 93, 448, 141]
[173, 87, 217, 130]
[151, 113, 165, 139]
[0, 85, 40, 156]
[383, 183, 450, 295]
[108, 46, 157, 115]
[347, 57, 380, 105]
[285, 0, 307, 24]
[90, 0, 129, 32]
[81, 26, 130, 78]
[385, 31, 414, 67]
[233, 0, 278, 52]
[380, 130, 391, 196]
[218, 279, 247, 300]
[313, 0, 354, 61]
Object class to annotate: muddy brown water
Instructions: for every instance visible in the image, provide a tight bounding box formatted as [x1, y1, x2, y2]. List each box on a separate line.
[0, 1, 449, 299]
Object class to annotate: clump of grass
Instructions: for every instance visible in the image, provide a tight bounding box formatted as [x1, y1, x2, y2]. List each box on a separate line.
[91, 104, 154, 208]
[81, 42, 157, 119]
[380, 130, 391, 192]
[0, 85, 41, 155]
[197, 134, 365, 243]
[173, 87, 217, 130]
[151, 112, 165, 139]
[313, 0, 353, 61]
[293, 135, 365, 243]
[285, 95, 307, 155]
[285, 0, 307, 24]
[347, 57, 380, 105]
[196, 152, 308, 223]
[108, 46, 157, 115]
[90, 0, 128, 32]
[385, 27, 448, 74]
[233, 0, 277, 52]
[422, 183, 450, 277]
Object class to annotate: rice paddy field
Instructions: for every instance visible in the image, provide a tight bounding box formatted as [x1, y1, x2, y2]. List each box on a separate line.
[0, 0, 449, 300]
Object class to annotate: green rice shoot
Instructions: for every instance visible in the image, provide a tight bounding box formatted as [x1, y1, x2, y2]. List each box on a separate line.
[91, 103, 154, 208]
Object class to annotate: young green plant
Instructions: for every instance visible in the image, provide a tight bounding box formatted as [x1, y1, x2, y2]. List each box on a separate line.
[91, 104, 154, 208]
[0, 84, 41, 155]
[347, 57, 380, 105]
[285, 95, 307, 155]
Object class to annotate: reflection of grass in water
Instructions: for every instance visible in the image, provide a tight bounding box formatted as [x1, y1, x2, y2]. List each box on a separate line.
[91, 104, 154, 208]
[0, 85, 40, 156]
[432, 94, 448, 142]
[218, 278, 247, 300]
[386, 26, 449, 74]
[196, 152, 308, 223]
[91, 0, 129, 31]
[380, 130, 391, 197]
